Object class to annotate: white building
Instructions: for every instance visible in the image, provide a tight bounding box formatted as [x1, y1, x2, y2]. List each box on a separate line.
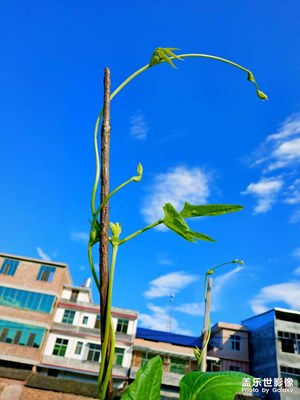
[40, 281, 138, 390]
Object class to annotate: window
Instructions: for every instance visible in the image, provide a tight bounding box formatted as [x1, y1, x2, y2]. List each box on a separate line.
[0, 286, 55, 313]
[37, 266, 56, 282]
[87, 343, 101, 362]
[70, 290, 79, 303]
[26, 333, 37, 347]
[82, 316, 89, 325]
[0, 328, 9, 342]
[0, 259, 19, 276]
[230, 335, 241, 351]
[94, 315, 101, 329]
[229, 366, 242, 372]
[281, 366, 300, 388]
[278, 331, 300, 354]
[75, 341, 83, 355]
[170, 358, 186, 374]
[62, 310, 75, 324]
[13, 330, 22, 345]
[52, 338, 68, 357]
[0, 320, 45, 348]
[114, 348, 124, 366]
[116, 319, 129, 334]
[281, 338, 294, 353]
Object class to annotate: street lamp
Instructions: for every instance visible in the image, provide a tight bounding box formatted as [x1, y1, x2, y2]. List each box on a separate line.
[200, 259, 244, 372]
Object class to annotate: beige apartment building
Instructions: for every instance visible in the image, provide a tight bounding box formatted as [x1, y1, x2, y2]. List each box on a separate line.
[0, 253, 72, 368]
[208, 322, 250, 373]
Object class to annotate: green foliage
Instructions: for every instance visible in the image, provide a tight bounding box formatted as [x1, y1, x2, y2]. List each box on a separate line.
[121, 356, 162, 400]
[0, 366, 32, 381]
[26, 374, 99, 398]
[149, 47, 183, 68]
[180, 371, 253, 400]
[162, 202, 243, 243]
[180, 203, 243, 218]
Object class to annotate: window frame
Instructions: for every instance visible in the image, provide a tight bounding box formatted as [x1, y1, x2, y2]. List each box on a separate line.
[116, 319, 129, 334]
[62, 309, 76, 324]
[37, 266, 56, 282]
[52, 338, 69, 357]
[230, 334, 241, 351]
[0, 259, 19, 276]
[87, 343, 101, 362]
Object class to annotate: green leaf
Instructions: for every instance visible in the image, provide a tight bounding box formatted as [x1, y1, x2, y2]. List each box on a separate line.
[180, 203, 244, 218]
[121, 355, 162, 400]
[162, 203, 215, 243]
[179, 371, 254, 400]
[149, 47, 183, 68]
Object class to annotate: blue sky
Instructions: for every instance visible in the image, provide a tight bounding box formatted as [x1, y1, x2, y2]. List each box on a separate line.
[1, 1, 300, 336]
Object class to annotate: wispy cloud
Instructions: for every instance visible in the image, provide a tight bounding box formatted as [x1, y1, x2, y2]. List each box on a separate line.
[241, 178, 283, 214]
[37, 247, 51, 261]
[139, 304, 193, 335]
[292, 247, 300, 259]
[293, 267, 300, 276]
[70, 231, 89, 244]
[211, 266, 243, 310]
[175, 302, 204, 316]
[144, 271, 199, 299]
[243, 113, 300, 214]
[130, 111, 148, 140]
[156, 254, 174, 266]
[141, 165, 210, 225]
[250, 281, 300, 314]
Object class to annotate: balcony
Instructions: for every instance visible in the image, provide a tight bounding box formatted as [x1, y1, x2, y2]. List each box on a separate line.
[51, 322, 134, 344]
[41, 354, 129, 378]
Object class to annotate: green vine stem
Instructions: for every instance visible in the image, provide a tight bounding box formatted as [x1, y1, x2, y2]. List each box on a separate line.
[91, 49, 267, 219]
[90, 48, 263, 398]
[98, 243, 119, 399]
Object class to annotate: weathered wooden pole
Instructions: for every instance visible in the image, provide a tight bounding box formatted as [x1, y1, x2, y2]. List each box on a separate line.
[100, 67, 112, 400]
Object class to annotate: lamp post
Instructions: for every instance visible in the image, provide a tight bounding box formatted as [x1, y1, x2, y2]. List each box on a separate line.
[200, 259, 244, 372]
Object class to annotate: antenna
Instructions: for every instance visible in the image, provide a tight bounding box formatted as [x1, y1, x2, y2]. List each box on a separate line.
[167, 292, 175, 332]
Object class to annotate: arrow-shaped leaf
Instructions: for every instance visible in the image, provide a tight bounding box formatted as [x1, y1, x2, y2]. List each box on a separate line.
[162, 203, 215, 243]
[180, 203, 243, 218]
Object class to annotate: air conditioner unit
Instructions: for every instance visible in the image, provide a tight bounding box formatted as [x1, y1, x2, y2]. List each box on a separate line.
[163, 356, 170, 365]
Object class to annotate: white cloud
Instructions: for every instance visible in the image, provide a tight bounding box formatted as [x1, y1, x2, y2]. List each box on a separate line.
[175, 302, 204, 316]
[293, 267, 300, 276]
[241, 178, 283, 213]
[292, 247, 300, 259]
[290, 210, 300, 223]
[211, 266, 243, 310]
[37, 247, 51, 261]
[250, 281, 300, 314]
[284, 179, 300, 205]
[141, 165, 210, 225]
[130, 111, 148, 140]
[144, 271, 199, 299]
[244, 114, 300, 215]
[139, 304, 193, 335]
[70, 231, 89, 244]
[157, 256, 173, 266]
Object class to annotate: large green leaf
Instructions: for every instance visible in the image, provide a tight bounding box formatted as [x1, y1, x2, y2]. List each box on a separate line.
[121, 355, 162, 400]
[162, 203, 215, 243]
[180, 371, 254, 400]
[180, 203, 244, 218]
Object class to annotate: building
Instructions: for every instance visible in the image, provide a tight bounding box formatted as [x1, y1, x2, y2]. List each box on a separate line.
[242, 308, 300, 400]
[40, 281, 138, 391]
[130, 327, 220, 399]
[0, 253, 72, 371]
[208, 322, 250, 373]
